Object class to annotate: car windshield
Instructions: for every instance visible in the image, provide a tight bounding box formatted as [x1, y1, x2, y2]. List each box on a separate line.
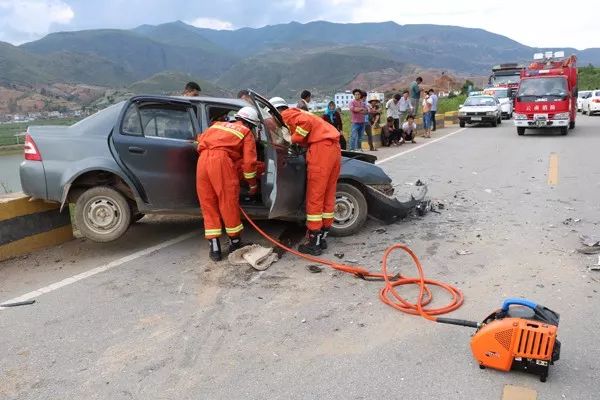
[517, 77, 568, 98]
[492, 75, 520, 85]
[463, 97, 496, 107]
[595, 91, 600, 97]
[578, 91, 591, 98]
[484, 89, 509, 98]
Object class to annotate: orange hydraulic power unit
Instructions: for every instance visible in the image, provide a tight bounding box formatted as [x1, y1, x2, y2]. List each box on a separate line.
[437, 298, 560, 382]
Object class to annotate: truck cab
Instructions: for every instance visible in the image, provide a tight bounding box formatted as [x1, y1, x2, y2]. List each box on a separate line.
[513, 52, 577, 136]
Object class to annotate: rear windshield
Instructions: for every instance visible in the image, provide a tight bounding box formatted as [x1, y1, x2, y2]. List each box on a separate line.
[464, 97, 496, 107]
[492, 75, 520, 85]
[517, 77, 567, 98]
[484, 89, 508, 98]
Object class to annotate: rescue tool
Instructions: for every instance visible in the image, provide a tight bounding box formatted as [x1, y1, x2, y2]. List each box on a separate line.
[437, 298, 560, 382]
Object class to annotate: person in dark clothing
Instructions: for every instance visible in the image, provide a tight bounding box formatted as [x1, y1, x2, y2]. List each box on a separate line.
[297, 90, 311, 111]
[322, 100, 346, 150]
[362, 91, 378, 151]
[381, 116, 403, 146]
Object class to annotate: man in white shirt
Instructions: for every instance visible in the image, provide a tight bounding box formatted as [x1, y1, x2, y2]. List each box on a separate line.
[402, 114, 417, 143]
[385, 94, 401, 129]
[428, 89, 439, 131]
[398, 90, 413, 124]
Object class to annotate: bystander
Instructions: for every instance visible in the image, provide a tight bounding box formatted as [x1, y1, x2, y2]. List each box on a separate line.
[385, 94, 401, 129]
[381, 116, 403, 146]
[399, 90, 413, 124]
[402, 115, 418, 143]
[349, 89, 367, 151]
[409, 77, 423, 116]
[297, 90, 311, 111]
[322, 100, 346, 150]
[428, 89, 438, 131]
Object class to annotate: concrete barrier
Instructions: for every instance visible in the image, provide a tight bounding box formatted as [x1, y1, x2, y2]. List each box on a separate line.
[444, 111, 459, 125]
[0, 193, 73, 261]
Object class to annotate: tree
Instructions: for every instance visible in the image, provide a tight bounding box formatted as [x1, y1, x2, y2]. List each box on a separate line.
[461, 80, 474, 95]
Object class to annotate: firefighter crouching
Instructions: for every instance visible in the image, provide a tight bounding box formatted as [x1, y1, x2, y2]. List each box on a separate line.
[270, 97, 341, 256]
[196, 107, 259, 261]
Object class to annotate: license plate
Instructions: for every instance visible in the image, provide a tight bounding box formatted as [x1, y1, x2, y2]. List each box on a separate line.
[471, 117, 482, 121]
[535, 120, 546, 127]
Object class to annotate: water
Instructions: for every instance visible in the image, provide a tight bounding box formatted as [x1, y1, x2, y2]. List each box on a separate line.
[0, 153, 23, 193]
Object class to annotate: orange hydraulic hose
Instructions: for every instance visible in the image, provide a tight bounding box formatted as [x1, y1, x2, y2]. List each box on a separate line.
[240, 208, 464, 321]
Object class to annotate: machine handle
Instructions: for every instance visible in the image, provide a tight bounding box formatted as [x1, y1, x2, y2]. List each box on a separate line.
[501, 298, 538, 312]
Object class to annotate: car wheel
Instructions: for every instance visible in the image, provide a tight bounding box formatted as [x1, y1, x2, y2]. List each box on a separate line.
[459, 120, 465, 128]
[491, 119, 498, 127]
[517, 127, 525, 135]
[330, 183, 368, 237]
[560, 126, 568, 136]
[582, 108, 587, 115]
[75, 186, 131, 242]
[569, 120, 575, 129]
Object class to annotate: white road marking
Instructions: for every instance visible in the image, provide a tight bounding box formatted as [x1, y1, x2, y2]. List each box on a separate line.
[376, 127, 467, 165]
[0, 231, 197, 310]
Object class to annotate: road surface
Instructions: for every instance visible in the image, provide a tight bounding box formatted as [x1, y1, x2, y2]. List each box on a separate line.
[1, 115, 599, 399]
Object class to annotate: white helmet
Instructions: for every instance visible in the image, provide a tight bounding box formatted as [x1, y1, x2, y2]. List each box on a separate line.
[234, 106, 260, 126]
[269, 97, 288, 109]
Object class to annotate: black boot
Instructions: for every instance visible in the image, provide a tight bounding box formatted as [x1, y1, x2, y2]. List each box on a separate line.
[320, 228, 330, 250]
[228, 236, 245, 253]
[208, 238, 222, 261]
[298, 230, 323, 256]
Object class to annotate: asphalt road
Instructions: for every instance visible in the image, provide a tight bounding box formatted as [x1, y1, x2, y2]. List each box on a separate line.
[2, 115, 600, 400]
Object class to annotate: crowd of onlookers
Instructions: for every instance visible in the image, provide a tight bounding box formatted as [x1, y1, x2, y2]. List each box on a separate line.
[312, 76, 439, 151]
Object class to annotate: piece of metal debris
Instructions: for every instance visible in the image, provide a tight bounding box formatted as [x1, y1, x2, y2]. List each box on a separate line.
[456, 249, 472, 256]
[373, 228, 387, 234]
[0, 299, 36, 308]
[307, 265, 323, 273]
[577, 246, 600, 255]
[580, 234, 600, 247]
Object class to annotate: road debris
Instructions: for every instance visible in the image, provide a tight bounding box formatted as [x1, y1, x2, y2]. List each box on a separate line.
[373, 228, 387, 234]
[455, 249, 472, 256]
[334, 253, 344, 259]
[580, 234, 600, 247]
[563, 217, 581, 225]
[0, 299, 36, 308]
[588, 256, 600, 272]
[578, 246, 600, 255]
[484, 188, 492, 194]
[228, 244, 278, 271]
[307, 265, 323, 273]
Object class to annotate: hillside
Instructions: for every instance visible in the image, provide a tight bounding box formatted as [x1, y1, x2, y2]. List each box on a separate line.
[128, 71, 231, 97]
[578, 65, 600, 90]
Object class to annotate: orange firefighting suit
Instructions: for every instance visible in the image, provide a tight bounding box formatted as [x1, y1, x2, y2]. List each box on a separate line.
[196, 121, 257, 239]
[281, 108, 341, 231]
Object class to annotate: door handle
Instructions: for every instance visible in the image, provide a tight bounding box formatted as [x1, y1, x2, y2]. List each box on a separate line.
[128, 146, 146, 154]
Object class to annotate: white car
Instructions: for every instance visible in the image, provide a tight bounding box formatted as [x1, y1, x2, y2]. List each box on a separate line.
[458, 95, 503, 127]
[582, 90, 600, 115]
[577, 90, 592, 112]
[482, 87, 514, 119]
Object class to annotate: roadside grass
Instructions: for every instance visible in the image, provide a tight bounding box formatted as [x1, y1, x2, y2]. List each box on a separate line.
[0, 118, 79, 146]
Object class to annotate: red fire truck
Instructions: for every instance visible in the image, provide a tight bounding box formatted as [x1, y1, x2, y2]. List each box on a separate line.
[489, 63, 525, 99]
[513, 51, 577, 136]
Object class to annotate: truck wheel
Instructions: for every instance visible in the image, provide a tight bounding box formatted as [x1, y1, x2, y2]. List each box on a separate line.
[75, 186, 131, 242]
[560, 127, 568, 136]
[569, 121, 575, 129]
[459, 120, 465, 128]
[330, 183, 368, 237]
[517, 127, 525, 135]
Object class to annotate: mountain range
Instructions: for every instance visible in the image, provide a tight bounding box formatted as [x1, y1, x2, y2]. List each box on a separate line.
[1, 20, 599, 104]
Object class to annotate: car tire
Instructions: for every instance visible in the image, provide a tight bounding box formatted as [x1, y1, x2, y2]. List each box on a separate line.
[582, 108, 587, 115]
[329, 183, 368, 237]
[569, 120, 575, 129]
[491, 119, 498, 127]
[560, 126, 568, 136]
[517, 127, 525, 135]
[459, 120, 465, 128]
[75, 186, 131, 242]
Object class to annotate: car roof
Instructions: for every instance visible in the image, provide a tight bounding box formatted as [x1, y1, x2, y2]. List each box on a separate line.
[467, 95, 495, 99]
[131, 94, 247, 108]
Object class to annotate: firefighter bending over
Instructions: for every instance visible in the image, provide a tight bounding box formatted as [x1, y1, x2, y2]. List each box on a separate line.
[270, 97, 341, 256]
[196, 107, 259, 261]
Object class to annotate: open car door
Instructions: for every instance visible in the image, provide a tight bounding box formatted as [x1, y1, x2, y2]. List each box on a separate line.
[248, 90, 306, 219]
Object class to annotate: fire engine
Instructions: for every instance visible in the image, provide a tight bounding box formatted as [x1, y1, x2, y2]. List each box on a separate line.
[489, 63, 525, 100]
[513, 51, 577, 136]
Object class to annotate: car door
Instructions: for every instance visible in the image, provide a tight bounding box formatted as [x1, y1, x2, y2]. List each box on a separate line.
[248, 90, 306, 218]
[111, 96, 200, 211]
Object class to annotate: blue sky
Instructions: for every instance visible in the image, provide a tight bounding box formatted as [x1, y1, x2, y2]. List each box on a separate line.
[0, 0, 597, 49]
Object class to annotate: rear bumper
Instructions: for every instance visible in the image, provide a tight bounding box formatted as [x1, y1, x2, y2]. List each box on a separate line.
[514, 119, 569, 128]
[19, 161, 47, 199]
[365, 182, 428, 223]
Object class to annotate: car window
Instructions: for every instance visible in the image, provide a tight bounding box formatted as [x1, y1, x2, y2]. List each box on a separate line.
[250, 94, 291, 145]
[122, 104, 143, 136]
[595, 91, 600, 97]
[137, 105, 195, 140]
[205, 105, 240, 127]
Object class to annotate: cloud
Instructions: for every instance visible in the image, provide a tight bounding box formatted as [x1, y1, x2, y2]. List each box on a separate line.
[187, 17, 234, 30]
[0, 0, 74, 44]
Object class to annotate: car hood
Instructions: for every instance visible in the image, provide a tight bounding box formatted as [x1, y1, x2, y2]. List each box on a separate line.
[339, 157, 391, 185]
[460, 106, 497, 112]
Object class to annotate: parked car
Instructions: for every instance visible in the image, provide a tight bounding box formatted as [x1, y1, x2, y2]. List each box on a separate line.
[577, 90, 592, 112]
[482, 87, 514, 119]
[581, 90, 600, 115]
[20, 91, 427, 242]
[458, 95, 502, 127]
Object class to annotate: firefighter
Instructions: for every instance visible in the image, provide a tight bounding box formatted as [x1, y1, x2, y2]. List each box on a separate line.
[196, 106, 259, 261]
[269, 97, 341, 256]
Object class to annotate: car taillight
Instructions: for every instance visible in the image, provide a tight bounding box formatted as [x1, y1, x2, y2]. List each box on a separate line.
[593, 99, 600, 103]
[24, 133, 42, 161]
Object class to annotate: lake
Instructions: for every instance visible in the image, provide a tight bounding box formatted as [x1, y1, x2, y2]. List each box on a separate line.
[0, 153, 23, 193]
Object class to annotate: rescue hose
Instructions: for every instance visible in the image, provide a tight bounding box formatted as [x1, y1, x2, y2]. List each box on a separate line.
[240, 208, 464, 321]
